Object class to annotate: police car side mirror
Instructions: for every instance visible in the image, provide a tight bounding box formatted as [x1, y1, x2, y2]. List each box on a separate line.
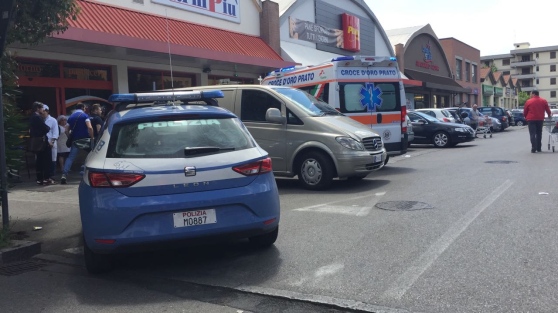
[266, 108, 286, 124]
[74, 138, 92, 152]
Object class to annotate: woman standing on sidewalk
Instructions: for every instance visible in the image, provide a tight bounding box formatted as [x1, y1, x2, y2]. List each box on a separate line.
[56, 115, 71, 175]
[29, 102, 51, 185]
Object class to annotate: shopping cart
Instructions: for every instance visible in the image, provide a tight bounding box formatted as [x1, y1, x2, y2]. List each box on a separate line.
[476, 116, 493, 138]
[544, 118, 558, 152]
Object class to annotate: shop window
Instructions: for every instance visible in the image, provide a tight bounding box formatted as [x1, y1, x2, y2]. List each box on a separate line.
[128, 69, 195, 93]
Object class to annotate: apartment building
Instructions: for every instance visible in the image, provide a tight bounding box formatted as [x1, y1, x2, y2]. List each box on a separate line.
[481, 42, 558, 108]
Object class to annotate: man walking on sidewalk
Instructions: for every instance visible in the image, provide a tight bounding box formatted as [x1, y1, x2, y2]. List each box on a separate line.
[524, 90, 552, 153]
[61, 103, 93, 184]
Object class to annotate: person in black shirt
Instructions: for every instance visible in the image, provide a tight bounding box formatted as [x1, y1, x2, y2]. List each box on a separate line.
[89, 103, 104, 143]
[29, 102, 51, 185]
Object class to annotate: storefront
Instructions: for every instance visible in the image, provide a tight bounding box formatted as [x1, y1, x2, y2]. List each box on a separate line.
[9, 0, 295, 116]
[387, 25, 471, 109]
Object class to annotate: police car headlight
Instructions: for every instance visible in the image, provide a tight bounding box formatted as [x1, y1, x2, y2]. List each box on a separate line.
[336, 137, 364, 150]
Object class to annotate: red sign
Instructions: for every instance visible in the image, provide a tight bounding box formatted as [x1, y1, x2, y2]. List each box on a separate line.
[342, 13, 360, 52]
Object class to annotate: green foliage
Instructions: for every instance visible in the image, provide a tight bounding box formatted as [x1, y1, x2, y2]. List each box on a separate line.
[518, 91, 530, 106]
[7, 0, 80, 46]
[490, 64, 498, 73]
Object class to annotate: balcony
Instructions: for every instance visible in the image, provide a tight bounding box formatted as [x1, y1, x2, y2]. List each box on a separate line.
[514, 73, 536, 79]
[510, 60, 536, 67]
[520, 86, 536, 92]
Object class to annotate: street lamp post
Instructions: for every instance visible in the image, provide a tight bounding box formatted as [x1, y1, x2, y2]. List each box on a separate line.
[1, 0, 16, 228]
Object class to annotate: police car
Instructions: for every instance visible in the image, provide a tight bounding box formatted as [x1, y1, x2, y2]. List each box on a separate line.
[76, 90, 280, 274]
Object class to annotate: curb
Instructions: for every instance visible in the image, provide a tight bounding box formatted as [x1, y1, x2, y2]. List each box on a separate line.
[0, 240, 42, 264]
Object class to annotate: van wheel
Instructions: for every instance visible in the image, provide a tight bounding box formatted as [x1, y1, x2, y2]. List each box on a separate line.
[298, 152, 334, 190]
[249, 227, 278, 248]
[83, 236, 113, 274]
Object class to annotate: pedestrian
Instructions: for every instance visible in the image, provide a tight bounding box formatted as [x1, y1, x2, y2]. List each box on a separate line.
[42, 105, 59, 184]
[61, 102, 93, 184]
[470, 104, 483, 134]
[56, 115, 71, 175]
[28, 102, 51, 185]
[89, 103, 104, 144]
[523, 90, 552, 153]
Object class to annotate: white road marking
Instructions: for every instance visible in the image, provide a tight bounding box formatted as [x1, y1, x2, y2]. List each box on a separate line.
[287, 263, 345, 287]
[294, 192, 385, 216]
[381, 179, 514, 300]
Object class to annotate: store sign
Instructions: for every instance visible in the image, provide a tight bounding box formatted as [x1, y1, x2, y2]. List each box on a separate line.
[494, 87, 503, 96]
[341, 13, 360, 52]
[415, 40, 439, 71]
[482, 85, 494, 94]
[151, 0, 240, 23]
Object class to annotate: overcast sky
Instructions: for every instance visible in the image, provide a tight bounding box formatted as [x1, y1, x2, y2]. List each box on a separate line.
[364, 0, 555, 56]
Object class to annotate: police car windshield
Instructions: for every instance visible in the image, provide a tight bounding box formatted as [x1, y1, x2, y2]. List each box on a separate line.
[107, 117, 255, 158]
[273, 88, 340, 116]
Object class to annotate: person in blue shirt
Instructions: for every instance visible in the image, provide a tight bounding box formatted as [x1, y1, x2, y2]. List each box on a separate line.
[61, 102, 93, 184]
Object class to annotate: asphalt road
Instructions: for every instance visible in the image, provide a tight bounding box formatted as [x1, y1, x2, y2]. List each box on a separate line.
[5, 125, 558, 313]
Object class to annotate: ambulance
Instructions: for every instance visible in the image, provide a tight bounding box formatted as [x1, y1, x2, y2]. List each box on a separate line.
[262, 55, 408, 160]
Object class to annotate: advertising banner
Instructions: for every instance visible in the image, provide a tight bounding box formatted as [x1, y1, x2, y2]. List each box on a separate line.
[341, 13, 360, 52]
[152, 0, 240, 23]
[289, 17, 343, 48]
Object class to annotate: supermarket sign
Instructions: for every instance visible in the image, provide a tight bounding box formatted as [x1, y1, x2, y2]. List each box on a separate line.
[152, 0, 240, 23]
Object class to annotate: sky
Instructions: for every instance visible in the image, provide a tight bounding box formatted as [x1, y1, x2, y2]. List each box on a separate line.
[364, 0, 555, 56]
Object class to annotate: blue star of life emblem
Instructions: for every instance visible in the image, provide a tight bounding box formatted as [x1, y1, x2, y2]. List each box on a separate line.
[359, 83, 383, 112]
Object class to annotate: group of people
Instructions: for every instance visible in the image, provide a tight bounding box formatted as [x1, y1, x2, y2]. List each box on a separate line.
[29, 102, 104, 185]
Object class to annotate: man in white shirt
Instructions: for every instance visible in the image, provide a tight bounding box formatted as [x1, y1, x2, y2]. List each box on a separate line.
[43, 104, 60, 183]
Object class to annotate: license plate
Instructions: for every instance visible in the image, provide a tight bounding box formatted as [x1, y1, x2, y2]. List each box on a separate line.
[173, 209, 217, 228]
[373, 154, 383, 163]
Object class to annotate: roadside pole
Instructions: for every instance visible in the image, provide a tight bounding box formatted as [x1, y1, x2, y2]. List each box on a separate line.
[1, 0, 16, 228]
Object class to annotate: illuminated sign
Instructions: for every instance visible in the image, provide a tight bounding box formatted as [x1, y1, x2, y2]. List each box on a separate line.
[415, 40, 439, 71]
[152, 0, 240, 23]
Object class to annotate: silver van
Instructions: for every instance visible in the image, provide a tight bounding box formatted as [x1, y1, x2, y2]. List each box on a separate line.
[182, 85, 387, 190]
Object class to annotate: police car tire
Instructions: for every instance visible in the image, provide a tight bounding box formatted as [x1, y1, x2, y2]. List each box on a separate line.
[297, 152, 334, 191]
[249, 227, 278, 248]
[84, 236, 114, 274]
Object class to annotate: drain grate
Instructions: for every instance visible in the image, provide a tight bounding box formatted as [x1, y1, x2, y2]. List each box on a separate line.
[375, 201, 433, 211]
[0, 260, 48, 276]
[485, 160, 518, 164]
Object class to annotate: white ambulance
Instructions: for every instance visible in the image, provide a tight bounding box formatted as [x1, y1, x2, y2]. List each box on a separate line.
[262, 55, 409, 161]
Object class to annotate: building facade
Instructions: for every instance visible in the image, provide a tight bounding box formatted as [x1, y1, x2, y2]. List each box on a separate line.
[9, 0, 295, 117]
[481, 42, 557, 108]
[439, 38, 481, 107]
[387, 25, 471, 110]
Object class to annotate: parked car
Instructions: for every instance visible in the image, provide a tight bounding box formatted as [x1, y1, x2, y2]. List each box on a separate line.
[406, 114, 414, 146]
[415, 108, 456, 123]
[505, 110, 514, 126]
[76, 90, 281, 274]
[407, 111, 475, 147]
[180, 85, 387, 189]
[552, 109, 558, 122]
[446, 107, 465, 124]
[511, 111, 527, 126]
[456, 107, 502, 132]
[477, 106, 509, 130]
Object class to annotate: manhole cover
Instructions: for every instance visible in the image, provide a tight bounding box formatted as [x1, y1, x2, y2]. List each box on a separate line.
[485, 160, 518, 164]
[375, 201, 433, 211]
[0, 260, 48, 276]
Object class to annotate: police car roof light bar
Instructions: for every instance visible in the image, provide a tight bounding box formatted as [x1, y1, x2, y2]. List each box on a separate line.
[109, 90, 224, 103]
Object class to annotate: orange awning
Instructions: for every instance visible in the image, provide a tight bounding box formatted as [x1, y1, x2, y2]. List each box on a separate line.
[54, 0, 295, 68]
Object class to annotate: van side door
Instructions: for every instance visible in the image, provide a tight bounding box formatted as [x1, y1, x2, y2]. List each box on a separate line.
[237, 89, 287, 172]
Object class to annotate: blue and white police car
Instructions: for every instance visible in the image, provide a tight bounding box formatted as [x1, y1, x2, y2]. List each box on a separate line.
[77, 90, 280, 274]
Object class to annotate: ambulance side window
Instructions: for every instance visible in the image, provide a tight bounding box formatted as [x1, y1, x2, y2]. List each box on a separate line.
[298, 84, 330, 103]
[240, 90, 281, 122]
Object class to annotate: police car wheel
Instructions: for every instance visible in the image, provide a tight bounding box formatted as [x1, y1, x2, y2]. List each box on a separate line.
[298, 152, 334, 190]
[249, 227, 278, 248]
[83, 236, 114, 274]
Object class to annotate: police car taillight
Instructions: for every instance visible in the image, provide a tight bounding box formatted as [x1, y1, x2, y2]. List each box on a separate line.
[89, 172, 145, 188]
[233, 158, 272, 176]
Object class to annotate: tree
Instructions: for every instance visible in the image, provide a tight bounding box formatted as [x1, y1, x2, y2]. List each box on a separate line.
[490, 64, 498, 73]
[518, 91, 530, 107]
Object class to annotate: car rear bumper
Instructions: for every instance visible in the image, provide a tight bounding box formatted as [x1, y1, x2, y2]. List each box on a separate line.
[80, 174, 280, 253]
